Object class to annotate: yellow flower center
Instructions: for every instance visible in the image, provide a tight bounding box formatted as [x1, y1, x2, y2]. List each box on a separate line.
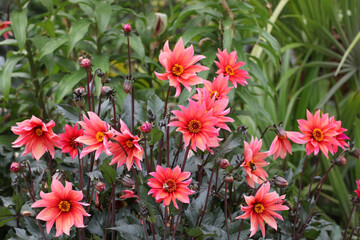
[246, 160, 256, 172]
[312, 128, 324, 142]
[126, 139, 134, 148]
[172, 64, 184, 76]
[96, 132, 105, 142]
[58, 200, 71, 212]
[254, 203, 264, 213]
[188, 120, 201, 134]
[163, 179, 177, 193]
[225, 65, 235, 76]
[209, 90, 219, 99]
[35, 127, 43, 136]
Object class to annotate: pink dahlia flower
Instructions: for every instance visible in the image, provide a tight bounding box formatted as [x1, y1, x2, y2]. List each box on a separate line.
[296, 110, 342, 158]
[58, 123, 83, 160]
[329, 116, 349, 153]
[0, 21, 12, 39]
[120, 190, 139, 201]
[236, 182, 289, 238]
[169, 100, 219, 152]
[108, 120, 143, 171]
[193, 74, 233, 101]
[11, 116, 59, 161]
[155, 37, 209, 97]
[215, 49, 250, 88]
[268, 125, 305, 160]
[31, 178, 90, 237]
[76, 112, 114, 159]
[241, 137, 269, 188]
[147, 165, 195, 209]
[355, 180, 360, 199]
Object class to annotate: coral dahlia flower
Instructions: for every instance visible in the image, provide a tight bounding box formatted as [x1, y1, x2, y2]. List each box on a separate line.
[241, 137, 269, 188]
[215, 49, 250, 88]
[0, 21, 12, 39]
[355, 180, 360, 199]
[236, 182, 289, 238]
[147, 165, 195, 209]
[76, 112, 114, 160]
[108, 120, 143, 171]
[296, 110, 342, 158]
[168, 100, 219, 152]
[31, 178, 90, 237]
[268, 125, 305, 160]
[155, 37, 209, 97]
[11, 116, 59, 161]
[193, 74, 233, 101]
[58, 123, 83, 160]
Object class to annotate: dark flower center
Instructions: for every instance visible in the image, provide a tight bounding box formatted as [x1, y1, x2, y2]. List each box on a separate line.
[163, 179, 177, 193]
[58, 200, 71, 212]
[188, 120, 201, 133]
[126, 139, 134, 148]
[35, 127, 43, 136]
[246, 160, 256, 172]
[225, 66, 235, 76]
[312, 128, 324, 142]
[254, 203, 264, 213]
[70, 137, 80, 148]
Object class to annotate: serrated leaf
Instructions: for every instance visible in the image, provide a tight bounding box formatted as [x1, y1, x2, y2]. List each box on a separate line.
[54, 69, 86, 103]
[56, 104, 79, 123]
[95, 1, 111, 35]
[100, 163, 117, 184]
[0, 56, 23, 101]
[39, 36, 68, 59]
[10, 9, 28, 52]
[68, 20, 91, 55]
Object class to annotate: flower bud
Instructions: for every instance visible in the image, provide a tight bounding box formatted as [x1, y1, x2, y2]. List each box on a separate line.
[153, 13, 167, 37]
[220, 159, 230, 169]
[224, 175, 234, 183]
[123, 79, 133, 94]
[335, 156, 347, 166]
[77, 56, 84, 63]
[123, 23, 132, 34]
[101, 86, 114, 97]
[274, 176, 288, 188]
[122, 175, 135, 189]
[74, 86, 86, 101]
[80, 58, 91, 68]
[141, 122, 152, 133]
[10, 162, 21, 173]
[96, 181, 106, 192]
[349, 148, 360, 159]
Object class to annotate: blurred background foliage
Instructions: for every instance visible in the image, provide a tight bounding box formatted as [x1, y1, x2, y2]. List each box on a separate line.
[0, 0, 359, 238]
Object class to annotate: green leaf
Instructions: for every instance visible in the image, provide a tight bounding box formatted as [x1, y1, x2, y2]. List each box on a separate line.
[129, 34, 145, 63]
[149, 127, 163, 145]
[0, 39, 17, 46]
[223, 18, 233, 51]
[0, 207, 15, 227]
[39, 36, 68, 59]
[210, 132, 243, 161]
[13, 190, 24, 214]
[56, 104, 80, 123]
[95, 1, 112, 35]
[185, 227, 204, 238]
[147, 94, 164, 125]
[10, 9, 28, 52]
[0, 135, 17, 145]
[0, 56, 23, 101]
[54, 69, 86, 103]
[182, 26, 214, 46]
[68, 20, 91, 55]
[92, 54, 110, 96]
[100, 163, 117, 184]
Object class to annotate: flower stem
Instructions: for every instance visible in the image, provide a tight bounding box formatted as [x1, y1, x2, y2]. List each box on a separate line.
[143, 135, 150, 174]
[111, 96, 117, 129]
[164, 206, 168, 240]
[86, 68, 92, 112]
[171, 203, 183, 240]
[343, 201, 357, 240]
[166, 117, 170, 167]
[104, 185, 115, 240]
[78, 151, 83, 190]
[224, 182, 230, 240]
[236, 219, 244, 240]
[307, 156, 320, 199]
[181, 145, 191, 172]
[111, 184, 116, 240]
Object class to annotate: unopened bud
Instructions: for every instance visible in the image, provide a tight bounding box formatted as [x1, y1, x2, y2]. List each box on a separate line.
[335, 156, 347, 166]
[96, 181, 106, 192]
[122, 175, 135, 189]
[74, 87, 86, 101]
[220, 159, 230, 169]
[22, 210, 33, 216]
[141, 122, 152, 133]
[123, 23, 132, 34]
[224, 175, 234, 183]
[153, 13, 167, 37]
[77, 56, 84, 63]
[274, 176, 288, 188]
[10, 162, 21, 173]
[101, 86, 114, 97]
[123, 79, 133, 94]
[349, 148, 360, 159]
[80, 58, 91, 68]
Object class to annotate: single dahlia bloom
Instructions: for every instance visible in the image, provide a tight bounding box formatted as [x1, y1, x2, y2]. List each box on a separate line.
[0, 21, 12, 39]
[296, 110, 342, 158]
[11, 116, 59, 161]
[241, 137, 269, 188]
[355, 180, 360, 199]
[168, 100, 219, 152]
[108, 120, 143, 171]
[268, 125, 306, 160]
[193, 74, 233, 101]
[58, 123, 84, 160]
[147, 165, 195, 209]
[214, 49, 250, 88]
[76, 112, 114, 160]
[329, 116, 349, 153]
[236, 182, 289, 238]
[155, 37, 209, 97]
[31, 178, 90, 237]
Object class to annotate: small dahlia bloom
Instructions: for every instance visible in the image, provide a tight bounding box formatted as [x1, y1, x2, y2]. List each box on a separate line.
[329, 116, 349, 153]
[268, 125, 305, 160]
[236, 182, 289, 238]
[147, 165, 195, 209]
[0, 21, 12, 39]
[355, 180, 360, 199]
[31, 179, 90, 237]
[155, 37, 209, 97]
[108, 120, 143, 171]
[58, 123, 83, 160]
[193, 74, 233, 101]
[12, 116, 59, 161]
[215, 49, 250, 88]
[241, 137, 269, 188]
[168, 100, 219, 152]
[296, 110, 341, 158]
[76, 112, 114, 159]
